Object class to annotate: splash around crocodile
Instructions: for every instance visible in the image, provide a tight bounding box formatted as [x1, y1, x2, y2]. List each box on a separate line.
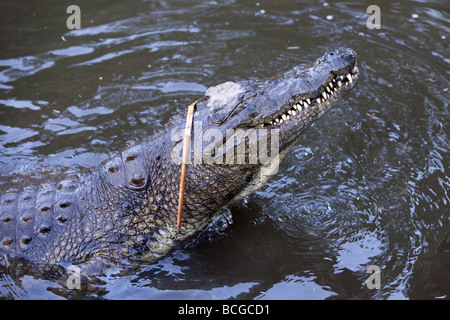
[0, 48, 359, 275]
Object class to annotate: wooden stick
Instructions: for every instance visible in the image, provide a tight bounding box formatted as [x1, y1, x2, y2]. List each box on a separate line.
[177, 100, 197, 228]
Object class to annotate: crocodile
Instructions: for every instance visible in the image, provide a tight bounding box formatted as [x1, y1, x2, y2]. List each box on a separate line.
[0, 48, 359, 274]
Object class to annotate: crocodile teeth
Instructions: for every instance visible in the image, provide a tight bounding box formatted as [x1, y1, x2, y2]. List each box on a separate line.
[266, 65, 357, 127]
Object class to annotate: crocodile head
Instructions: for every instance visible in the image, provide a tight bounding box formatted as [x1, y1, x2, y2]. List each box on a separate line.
[203, 47, 358, 135]
[171, 48, 359, 195]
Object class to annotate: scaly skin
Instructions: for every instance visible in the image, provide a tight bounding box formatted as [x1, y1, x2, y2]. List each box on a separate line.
[0, 48, 359, 274]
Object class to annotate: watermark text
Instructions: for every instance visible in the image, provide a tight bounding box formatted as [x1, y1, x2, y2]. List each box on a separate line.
[366, 265, 381, 289]
[366, 5, 381, 29]
[66, 265, 81, 289]
[171, 121, 280, 173]
[66, 5, 81, 30]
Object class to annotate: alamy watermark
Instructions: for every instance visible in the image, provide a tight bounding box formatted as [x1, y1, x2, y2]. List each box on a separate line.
[366, 265, 381, 289]
[66, 5, 81, 30]
[66, 265, 81, 289]
[66, 4, 381, 31]
[171, 122, 280, 173]
[64, 263, 382, 291]
[366, 5, 381, 29]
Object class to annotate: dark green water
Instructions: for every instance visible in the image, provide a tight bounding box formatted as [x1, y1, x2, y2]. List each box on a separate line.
[0, 0, 449, 299]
